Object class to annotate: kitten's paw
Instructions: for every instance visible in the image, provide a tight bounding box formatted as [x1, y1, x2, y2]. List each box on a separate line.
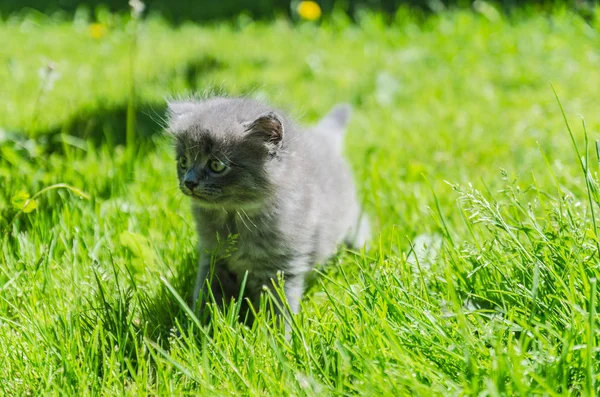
[347, 215, 370, 250]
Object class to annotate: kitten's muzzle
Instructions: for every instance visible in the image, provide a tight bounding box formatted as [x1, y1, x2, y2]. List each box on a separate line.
[181, 183, 223, 201]
[194, 186, 223, 198]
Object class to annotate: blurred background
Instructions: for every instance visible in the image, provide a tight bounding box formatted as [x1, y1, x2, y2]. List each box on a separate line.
[1, 0, 598, 141]
[1, 0, 597, 22]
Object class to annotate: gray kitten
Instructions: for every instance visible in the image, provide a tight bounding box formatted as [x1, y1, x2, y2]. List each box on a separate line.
[167, 97, 369, 319]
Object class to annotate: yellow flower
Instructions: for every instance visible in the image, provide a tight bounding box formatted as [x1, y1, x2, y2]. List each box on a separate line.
[89, 23, 107, 39]
[297, 1, 322, 21]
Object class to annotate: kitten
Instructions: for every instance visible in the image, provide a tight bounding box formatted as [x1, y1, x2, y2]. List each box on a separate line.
[167, 97, 369, 320]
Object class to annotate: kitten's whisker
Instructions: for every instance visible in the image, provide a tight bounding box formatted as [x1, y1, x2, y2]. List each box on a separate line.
[162, 189, 187, 212]
[187, 143, 203, 152]
[215, 150, 238, 166]
[143, 106, 170, 130]
[241, 208, 257, 229]
[235, 210, 251, 231]
[165, 186, 183, 194]
[162, 129, 178, 141]
[170, 193, 186, 210]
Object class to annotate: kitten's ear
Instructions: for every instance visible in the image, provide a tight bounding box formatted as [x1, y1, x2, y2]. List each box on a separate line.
[244, 112, 284, 149]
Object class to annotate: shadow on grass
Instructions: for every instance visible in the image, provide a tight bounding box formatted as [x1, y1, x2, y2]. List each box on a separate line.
[50, 103, 169, 147]
[35, 55, 225, 150]
[137, 251, 199, 343]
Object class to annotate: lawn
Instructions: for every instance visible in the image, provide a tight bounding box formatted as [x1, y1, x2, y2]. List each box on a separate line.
[2, 6, 600, 395]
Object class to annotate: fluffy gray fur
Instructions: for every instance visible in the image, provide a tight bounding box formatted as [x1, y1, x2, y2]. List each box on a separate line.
[167, 97, 369, 318]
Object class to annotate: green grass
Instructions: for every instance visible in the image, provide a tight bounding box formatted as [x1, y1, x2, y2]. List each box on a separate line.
[3, 7, 600, 395]
[0, 14, 219, 134]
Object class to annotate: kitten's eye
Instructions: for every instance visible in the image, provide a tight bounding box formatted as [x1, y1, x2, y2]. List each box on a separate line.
[178, 156, 190, 169]
[209, 159, 227, 173]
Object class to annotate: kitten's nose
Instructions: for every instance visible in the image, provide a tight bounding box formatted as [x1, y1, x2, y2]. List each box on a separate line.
[184, 180, 199, 190]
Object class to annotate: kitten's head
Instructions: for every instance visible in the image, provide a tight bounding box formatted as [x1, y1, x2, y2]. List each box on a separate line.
[167, 98, 285, 210]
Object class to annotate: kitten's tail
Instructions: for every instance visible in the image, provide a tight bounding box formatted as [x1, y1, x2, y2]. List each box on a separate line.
[317, 103, 352, 133]
[314, 104, 352, 152]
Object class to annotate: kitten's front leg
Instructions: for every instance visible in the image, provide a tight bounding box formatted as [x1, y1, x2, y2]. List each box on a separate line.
[192, 255, 210, 314]
[283, 274, 305, 314]
[263, 273, 305, 338]
[266, 273, 305, 315]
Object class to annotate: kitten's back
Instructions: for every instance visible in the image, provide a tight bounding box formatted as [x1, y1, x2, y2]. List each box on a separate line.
[282, 103, 365, 260]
